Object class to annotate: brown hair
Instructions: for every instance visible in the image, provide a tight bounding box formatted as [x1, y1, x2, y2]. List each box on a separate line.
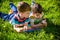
[32, 3, 43, 14]
[17, 2, 31, 12]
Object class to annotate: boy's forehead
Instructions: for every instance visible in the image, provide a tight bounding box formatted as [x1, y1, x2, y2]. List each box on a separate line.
[33, 4, 38, 7]
[23, 11, 30, 13]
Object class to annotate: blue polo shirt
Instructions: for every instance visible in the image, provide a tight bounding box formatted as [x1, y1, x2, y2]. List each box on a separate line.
[10, 14, 30, 27]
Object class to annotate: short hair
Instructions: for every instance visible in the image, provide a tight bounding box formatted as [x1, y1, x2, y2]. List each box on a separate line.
[17, 2, 31, 12]
[32, 3, 43, 14]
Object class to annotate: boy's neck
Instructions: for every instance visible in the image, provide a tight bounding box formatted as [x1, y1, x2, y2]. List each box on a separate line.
[18, 12, 24, 19]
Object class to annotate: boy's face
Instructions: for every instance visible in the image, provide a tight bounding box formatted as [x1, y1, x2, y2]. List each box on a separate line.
[34, 13, 42, 19]
[22, 11, 30, 18]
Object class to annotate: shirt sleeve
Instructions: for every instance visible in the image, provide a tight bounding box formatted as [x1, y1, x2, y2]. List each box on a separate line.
[25, 18, 30, 23]
[9, 17, 16, 25]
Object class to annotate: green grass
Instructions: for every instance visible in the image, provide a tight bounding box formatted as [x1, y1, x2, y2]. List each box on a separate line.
[0, 0, 60, 40]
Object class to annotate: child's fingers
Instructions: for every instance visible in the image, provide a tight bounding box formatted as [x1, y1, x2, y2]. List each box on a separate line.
[24, 26, 28, 31]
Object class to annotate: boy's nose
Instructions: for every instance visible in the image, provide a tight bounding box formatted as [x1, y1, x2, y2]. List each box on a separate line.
[37, 16, 39, 17]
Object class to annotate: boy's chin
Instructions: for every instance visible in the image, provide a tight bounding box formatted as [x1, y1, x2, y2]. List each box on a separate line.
[35, 17, 41, 19]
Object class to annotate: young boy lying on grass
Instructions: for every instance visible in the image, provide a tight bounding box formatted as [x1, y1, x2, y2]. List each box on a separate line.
[29, 3, 47, 29]
[0, 2, 31, 32]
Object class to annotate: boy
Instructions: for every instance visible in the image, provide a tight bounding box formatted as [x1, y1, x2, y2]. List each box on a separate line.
[29, 3, 47, 29]
[0, 2, 31, 32]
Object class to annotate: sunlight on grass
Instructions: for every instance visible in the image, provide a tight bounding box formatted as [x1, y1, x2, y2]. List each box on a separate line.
[0, 0, 60, 40]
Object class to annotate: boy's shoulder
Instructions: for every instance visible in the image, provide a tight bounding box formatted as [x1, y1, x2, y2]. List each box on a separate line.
[14, 14, 30, 22]
[10, 14, 30, 25]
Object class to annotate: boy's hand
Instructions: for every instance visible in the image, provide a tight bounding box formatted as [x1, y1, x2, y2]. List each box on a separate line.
[23, 26, 28, 31]
[42, 19, 47, 27]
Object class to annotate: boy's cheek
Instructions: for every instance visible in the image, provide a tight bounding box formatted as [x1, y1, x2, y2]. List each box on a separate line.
[26, 14, 29, 17]
[24, 15, 28, 18]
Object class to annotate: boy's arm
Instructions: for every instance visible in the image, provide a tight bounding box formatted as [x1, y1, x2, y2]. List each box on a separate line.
[31, 19, 47, 28]
[14, 24, 24, 27]
[14, 22, 28, 30]
[23, 18, 30, 30]
[10, 17, 24, 27]
[37, 19, 47, 27]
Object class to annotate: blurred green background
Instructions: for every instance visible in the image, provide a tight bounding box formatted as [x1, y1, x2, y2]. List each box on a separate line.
[0, 0, 60, 40]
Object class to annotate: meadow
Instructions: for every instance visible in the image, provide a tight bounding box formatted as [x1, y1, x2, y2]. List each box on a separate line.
[0, 0, 60, 40]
